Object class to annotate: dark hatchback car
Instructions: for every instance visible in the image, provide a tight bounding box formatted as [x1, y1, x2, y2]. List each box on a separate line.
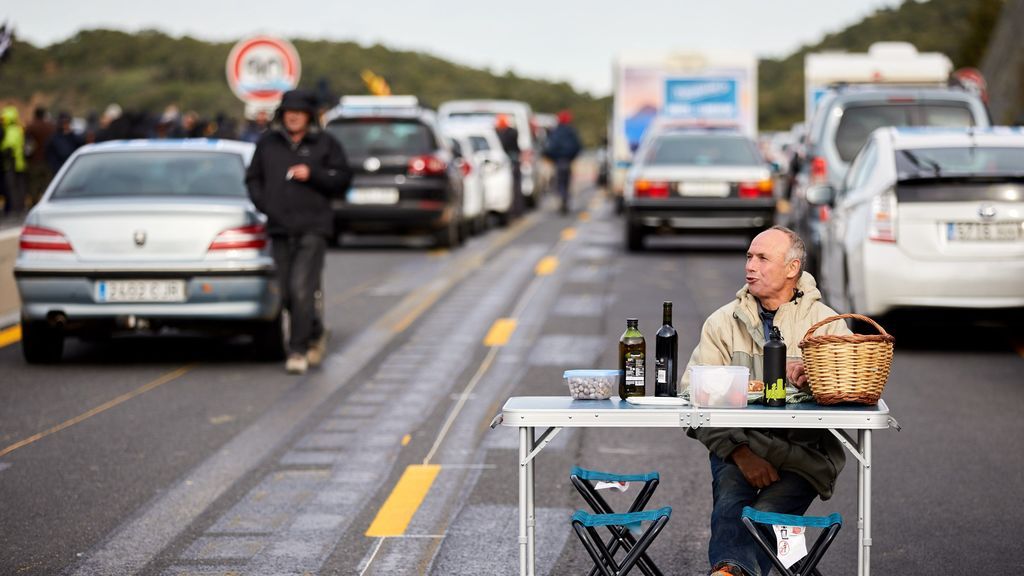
[323, 96, 465, 247]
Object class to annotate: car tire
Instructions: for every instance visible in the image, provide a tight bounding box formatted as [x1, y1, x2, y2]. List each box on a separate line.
[22, 320, 65, 364]
[251, 314, 286, 361]
[625, 216, 644, 252]
[434, 218, 459, 248]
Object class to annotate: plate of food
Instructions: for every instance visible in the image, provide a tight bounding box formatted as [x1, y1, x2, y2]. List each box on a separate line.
[747, 379, 764, 403]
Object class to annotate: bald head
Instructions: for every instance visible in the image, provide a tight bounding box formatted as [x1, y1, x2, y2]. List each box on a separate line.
[745, 226, 804, 310]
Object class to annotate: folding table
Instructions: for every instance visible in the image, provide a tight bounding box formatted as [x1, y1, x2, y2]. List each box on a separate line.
[496, 396, 899, 576]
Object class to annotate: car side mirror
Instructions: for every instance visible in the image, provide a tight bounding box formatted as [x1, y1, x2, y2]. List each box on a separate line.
[805, 184, 836, 206]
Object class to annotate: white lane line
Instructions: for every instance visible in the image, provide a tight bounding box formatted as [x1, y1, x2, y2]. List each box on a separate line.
[358, 537, 386, 576]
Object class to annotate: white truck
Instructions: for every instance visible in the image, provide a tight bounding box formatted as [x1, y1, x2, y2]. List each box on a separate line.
[609, 51, 758, 205]
[804, 42, 953, 124]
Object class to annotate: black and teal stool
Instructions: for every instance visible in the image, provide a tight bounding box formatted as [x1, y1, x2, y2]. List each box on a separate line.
[570, 467, 666, 576]
[741, 506, 843, 576]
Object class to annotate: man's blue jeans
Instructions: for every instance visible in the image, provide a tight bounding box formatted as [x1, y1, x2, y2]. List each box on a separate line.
[709, 453, 819, 575]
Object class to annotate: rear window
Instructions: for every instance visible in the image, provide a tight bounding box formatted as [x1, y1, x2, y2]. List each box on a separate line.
[469, 136, 490, 152]
[326, 119, 436, 157]
[51, 151, 247, 199]
[835, 103, 976, 162]
[896, 147, 1024, 179]
[643, 134, 761, 167]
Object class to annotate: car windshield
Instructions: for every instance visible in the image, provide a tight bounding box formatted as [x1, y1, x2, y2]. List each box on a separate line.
[51, 151, 247, 199]
[896, 146, 1024, 179]
[643, 134, 761, 166]
[326, 119, 436, 157]
[835, 103, 975, 162]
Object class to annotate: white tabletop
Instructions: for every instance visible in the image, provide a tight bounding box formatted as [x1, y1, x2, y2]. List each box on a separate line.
[501, 396, 892, 430]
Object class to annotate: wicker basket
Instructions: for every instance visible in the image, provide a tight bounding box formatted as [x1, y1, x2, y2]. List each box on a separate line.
[798, 314, 895, 405]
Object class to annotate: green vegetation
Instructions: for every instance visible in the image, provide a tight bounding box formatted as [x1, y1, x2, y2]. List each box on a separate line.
[0, 0, 1009, 140]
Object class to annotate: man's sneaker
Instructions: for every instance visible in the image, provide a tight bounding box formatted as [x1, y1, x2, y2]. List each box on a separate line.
[285, 353, 308, 375]
[710, 563, 746, 576]
[306, 331, 329, 367]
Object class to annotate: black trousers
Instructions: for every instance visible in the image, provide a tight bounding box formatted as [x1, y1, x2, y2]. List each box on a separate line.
[271, 234, 326, 354]
[555, 159, 572, 213]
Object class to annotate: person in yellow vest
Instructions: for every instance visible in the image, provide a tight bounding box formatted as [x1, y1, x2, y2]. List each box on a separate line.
[1, 105, 28, 215]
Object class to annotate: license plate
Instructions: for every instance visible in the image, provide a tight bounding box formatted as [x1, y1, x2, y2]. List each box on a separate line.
[347, 187, 400, 205]
[96, 280, 187, 303]
[679, 181, 729, 197]
[946, 221, 1023, 242]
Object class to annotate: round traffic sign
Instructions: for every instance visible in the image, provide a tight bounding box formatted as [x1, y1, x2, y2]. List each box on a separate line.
[225, 36, 302, 104]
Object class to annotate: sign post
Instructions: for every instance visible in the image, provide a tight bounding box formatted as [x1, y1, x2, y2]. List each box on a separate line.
[226, 36, 302, 117]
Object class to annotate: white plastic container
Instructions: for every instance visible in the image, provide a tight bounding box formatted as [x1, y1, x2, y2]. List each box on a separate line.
[689, 365, 749, 408]
[564, 370, 621, 400]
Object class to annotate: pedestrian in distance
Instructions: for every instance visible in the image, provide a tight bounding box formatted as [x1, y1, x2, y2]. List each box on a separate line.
[681, 226, 851, 576]
[1, 105, 28, 216]
[543, 109, 582, 215]
[495, 114, 523, 218]
[245, 89, 352, 375]
[240, 109, 271, 144]
[45, 111, 83, 174]
[24, 106, 55, 207]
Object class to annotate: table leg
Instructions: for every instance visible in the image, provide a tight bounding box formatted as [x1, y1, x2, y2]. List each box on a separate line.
[527, 426, 536, 576]
[519, 426, 528, 576]
[857, 428, 864, 575]
[863, 429, 872, 576]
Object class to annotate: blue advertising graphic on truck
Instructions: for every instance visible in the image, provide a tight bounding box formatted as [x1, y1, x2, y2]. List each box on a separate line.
[610, 52, 758, 201]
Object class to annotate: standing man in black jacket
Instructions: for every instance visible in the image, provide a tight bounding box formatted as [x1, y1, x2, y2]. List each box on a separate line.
[543, 110, 582, 216]
[246, 89, 352, 374]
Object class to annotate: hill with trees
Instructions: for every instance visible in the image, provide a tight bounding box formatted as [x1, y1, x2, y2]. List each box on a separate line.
[0, 0, 1009, 141]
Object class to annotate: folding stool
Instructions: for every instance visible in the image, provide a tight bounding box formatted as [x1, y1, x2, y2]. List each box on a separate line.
[571, 507, 672, 576]
[740, 506, 843, 576]
[570, 466, 664, 576]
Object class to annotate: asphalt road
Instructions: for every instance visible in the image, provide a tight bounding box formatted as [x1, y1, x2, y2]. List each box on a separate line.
[0, 185, 1021, 575]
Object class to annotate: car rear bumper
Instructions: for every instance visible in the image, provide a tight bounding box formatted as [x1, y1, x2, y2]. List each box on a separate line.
[16, 274, 280, 323]
[859, 242, 1024, 315]
[332, 201, 452, 232]
[626, 198, 776, 232]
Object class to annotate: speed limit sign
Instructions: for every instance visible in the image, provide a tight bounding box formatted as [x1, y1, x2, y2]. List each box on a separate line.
[225, 36, 302, 105]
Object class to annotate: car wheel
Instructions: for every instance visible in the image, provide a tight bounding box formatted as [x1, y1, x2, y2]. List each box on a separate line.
[251, 314, 286, 361]
[625, 216, 644, 252]
[22, 320, 65, 364]
[434, 218, 459, 248]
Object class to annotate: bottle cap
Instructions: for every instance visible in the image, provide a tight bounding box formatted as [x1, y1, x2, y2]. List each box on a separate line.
[627, 318, 639, 327]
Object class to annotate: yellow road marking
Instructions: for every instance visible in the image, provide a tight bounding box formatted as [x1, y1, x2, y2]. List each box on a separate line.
[365, 464, 441, 536]
[401, 434, 412, 446]
[427, 248, 449, 258]
[535, 256, 559, 276]
[483, 318, 517, 347]
[0, 324, 21, 349]
[577, 211, 590, 222]
[560, 227, 577, 241]
[0, 364, 194, 459]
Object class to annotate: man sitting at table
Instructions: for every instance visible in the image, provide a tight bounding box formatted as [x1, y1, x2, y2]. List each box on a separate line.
[682, 226, 851, 576]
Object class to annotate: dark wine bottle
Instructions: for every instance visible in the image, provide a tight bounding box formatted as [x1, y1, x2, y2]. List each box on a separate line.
[654, 301, 678, 397]
[618, 318, 646, 398]
[763, 326, 787, 407]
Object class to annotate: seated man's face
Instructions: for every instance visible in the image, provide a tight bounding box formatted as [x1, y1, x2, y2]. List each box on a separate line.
[745, 229, 797, 302]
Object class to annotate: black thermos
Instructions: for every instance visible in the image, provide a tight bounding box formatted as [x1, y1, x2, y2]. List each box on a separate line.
[763, 326, 787, 407]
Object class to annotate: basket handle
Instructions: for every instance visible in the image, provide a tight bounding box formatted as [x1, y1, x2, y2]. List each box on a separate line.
[802, 313, 890, 342]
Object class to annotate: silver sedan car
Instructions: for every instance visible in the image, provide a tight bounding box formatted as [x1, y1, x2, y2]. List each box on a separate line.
[14, 139, 282, 363]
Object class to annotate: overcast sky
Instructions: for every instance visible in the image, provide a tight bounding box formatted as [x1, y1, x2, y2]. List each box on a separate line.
[5, 0, 902, 95]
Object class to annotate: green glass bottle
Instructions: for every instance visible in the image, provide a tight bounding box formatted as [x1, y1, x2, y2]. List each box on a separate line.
[619, 318, 646, 398]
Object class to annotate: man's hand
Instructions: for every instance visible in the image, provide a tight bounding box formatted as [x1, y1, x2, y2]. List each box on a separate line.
[287, 164, 311, 182]
[730, 445, 779, 489]
[786, 359, 808, 390]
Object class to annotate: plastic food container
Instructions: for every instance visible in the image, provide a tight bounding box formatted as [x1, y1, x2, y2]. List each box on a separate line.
[689, 365, 749, 408]
[564, 370, 621, 400]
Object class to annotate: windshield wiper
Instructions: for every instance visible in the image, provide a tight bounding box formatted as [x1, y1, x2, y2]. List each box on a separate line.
[900, 149, 942, 177]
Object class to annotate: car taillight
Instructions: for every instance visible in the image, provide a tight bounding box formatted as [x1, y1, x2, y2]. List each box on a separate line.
[19, 225, 73, 252]
[459, 160, 472, 177]
[209, 224, 267, 251]
[634, 180, 670, 198]
[868, 188, 898, 243]
[738, 179, 774, 198]
[810, 156, 827, 185]
[408, 155, 447, 176]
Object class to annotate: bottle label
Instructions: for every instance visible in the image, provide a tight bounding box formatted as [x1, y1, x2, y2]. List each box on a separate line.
[625, 353, 644, 385]
[766, 378, 786, 401]
[655, 358, 667, 384]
